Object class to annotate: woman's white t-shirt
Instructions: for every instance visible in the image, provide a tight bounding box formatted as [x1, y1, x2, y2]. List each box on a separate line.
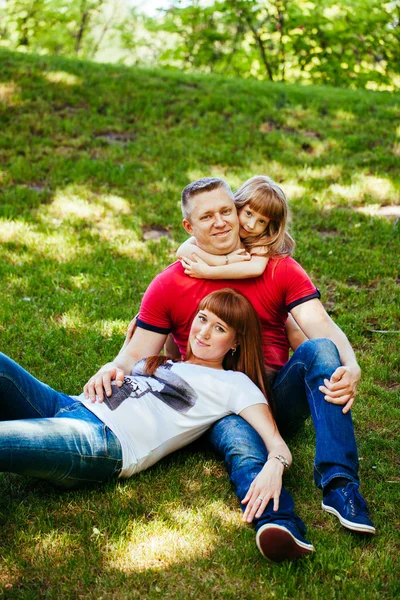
[76, 360, 267, 478]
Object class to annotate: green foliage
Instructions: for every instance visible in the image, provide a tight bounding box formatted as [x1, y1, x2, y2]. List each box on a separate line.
[0, 0, 125, 58]
[0, 49, 399, 598]
[143, 0, 400, 90]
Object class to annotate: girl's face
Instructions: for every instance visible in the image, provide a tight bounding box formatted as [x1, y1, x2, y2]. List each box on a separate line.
[188, 309, 237, 369]
[238, 205, 270, 238]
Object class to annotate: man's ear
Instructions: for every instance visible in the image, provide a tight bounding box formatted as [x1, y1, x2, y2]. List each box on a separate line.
[182, 219, 193, 235]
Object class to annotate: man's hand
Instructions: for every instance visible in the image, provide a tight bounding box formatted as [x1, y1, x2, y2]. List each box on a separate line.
[318, 365, 361, 414]
[83, 363, 125, 403]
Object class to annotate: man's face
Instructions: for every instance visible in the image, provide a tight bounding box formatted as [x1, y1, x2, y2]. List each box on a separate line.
[182, 188, 240, 254]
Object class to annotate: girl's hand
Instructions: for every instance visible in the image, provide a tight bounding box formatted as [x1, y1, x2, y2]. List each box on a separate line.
[181, 255, 211, 279]
[241, 459, 284, 523]
[228, 248, 251, 264]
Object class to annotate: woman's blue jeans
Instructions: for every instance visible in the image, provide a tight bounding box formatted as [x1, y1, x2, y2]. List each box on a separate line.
[209, 339, 359, 532]
[0, 353, 122, 488]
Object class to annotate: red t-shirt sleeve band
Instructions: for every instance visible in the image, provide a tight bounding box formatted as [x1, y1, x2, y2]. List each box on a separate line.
[286, 289, 321, 312]
[136, 318, 171, 335]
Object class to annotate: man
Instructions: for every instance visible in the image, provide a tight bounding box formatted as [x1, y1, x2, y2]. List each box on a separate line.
[84, 177, 375, 562]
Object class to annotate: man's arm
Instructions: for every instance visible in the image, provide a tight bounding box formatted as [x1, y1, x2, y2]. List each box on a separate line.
[285, 314, 308, 351]
[290, 298, 361, 414]
[83, 327, 167, 403]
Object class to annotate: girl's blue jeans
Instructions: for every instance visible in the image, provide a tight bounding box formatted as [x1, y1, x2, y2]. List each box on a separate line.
[0, 353, 122, 489]
[209, 338, 359, 532]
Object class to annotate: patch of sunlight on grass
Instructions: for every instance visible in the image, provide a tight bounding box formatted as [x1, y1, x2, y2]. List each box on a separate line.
[0, 81, 20, 105]
[0, 219, 80, 263]
[329, 174, 399, 204]
[354, 205, 400, 218]
[38, 186, 152, 257]
[44, 71, 83, 86]
[282, 181, 307, 200]
[53, 311, 85, 331]
[0, 219, 34, 243]
[110, 516, 217, 573]
[46, 187, 130, 221]
[298, 164, 342, 181]
[395, 125, 400, 138]
[333, 109, 355, 121]
[168, 502, 240, 528]
[98, 319, 127, 337]
[69, 273, 92, 289]
[101, 194, 132, 214]
[53, 309, 127, 336]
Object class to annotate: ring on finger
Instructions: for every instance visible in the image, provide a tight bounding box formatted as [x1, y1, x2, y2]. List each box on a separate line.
[257, 496, 264, 502]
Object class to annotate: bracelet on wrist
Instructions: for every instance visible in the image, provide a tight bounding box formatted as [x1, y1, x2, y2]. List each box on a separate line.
[271, 455, 290, 470]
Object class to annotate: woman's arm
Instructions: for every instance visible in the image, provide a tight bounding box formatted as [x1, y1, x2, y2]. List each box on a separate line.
[238, 403, 292, 522]
[181, 254, 268, 279]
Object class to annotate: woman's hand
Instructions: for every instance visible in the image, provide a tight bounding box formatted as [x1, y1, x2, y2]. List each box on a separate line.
[241, 459, 285, 523]
[180, 255, 212, 278]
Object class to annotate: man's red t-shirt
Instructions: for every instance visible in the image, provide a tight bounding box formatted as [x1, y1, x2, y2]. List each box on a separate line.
[137, 256, 320, 371]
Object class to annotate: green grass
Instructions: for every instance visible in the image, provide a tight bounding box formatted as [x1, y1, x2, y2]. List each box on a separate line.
[0, 48, 399, 599]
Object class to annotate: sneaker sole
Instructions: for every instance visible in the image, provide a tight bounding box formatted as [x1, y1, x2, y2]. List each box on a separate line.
[256, 524, 315, 563]
[321, 502, 376, 534]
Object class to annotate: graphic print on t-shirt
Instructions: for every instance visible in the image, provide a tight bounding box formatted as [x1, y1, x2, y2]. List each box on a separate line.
[102, 361, 198, 413]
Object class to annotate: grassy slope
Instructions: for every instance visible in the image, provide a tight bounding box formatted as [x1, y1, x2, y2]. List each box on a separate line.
[0, 49, 399, 599]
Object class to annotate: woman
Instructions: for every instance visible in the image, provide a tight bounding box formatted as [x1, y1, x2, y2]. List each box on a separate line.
[0, 289, 291, 526]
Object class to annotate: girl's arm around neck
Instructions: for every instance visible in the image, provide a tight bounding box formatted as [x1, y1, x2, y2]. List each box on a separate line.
[181, 254, 268, 279]
[177, 237, 227, 266]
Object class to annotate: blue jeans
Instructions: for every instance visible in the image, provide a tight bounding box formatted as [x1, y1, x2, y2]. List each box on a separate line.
[0, 353, 122, 489]
[209, 339, 359, 531]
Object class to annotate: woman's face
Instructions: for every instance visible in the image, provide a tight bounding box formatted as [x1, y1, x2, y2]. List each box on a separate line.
[188, 308, 237, 368]
[238, 205, 270, 238]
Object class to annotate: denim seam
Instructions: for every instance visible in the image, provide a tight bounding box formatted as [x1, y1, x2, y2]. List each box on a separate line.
[0, 373, 46, 417]
[5, 446, 121, 461]
[273, 359, 320, 420]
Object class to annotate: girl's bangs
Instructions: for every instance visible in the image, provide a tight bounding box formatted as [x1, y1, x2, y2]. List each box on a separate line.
[247, 189, 284, 220]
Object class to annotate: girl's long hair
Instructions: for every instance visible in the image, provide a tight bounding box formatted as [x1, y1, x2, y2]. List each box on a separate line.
[144, 289, 274, 413]
[234, 175, 295, 258]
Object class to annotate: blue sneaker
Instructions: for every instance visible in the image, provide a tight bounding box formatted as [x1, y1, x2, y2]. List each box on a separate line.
[322, 482, 376, 534]
[256, 523, 315, 562]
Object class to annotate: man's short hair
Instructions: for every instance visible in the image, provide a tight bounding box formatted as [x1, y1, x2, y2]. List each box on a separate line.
[181, 177, 233, 221]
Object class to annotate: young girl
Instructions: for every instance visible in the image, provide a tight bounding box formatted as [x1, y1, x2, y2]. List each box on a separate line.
[177, 175, 295, 280]
[0, 289, 289, 524]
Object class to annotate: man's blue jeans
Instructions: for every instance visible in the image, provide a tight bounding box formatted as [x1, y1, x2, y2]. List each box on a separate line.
[0, 353, 122, 488]
[209, 339, 359, 532]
